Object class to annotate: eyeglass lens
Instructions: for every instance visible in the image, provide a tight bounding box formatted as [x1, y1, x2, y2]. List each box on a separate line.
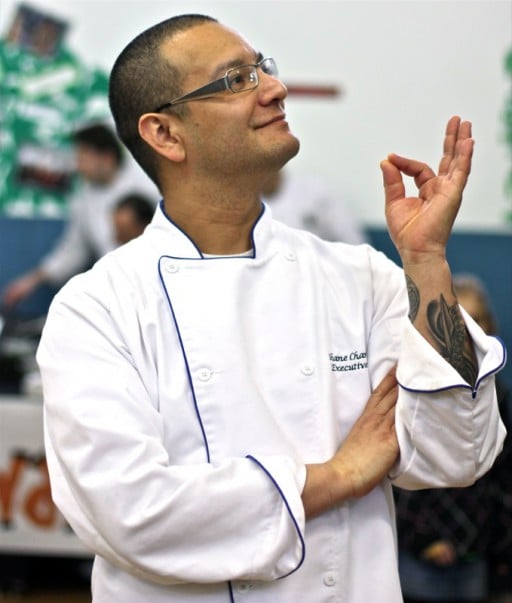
[227, 58, 278, 93]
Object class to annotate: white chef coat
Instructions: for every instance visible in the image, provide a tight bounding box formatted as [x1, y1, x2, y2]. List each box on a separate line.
[37, 202, 506, 603]
[40, 159, 159, 285]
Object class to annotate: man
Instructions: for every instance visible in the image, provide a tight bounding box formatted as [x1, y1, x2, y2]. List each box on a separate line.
[37, 14, 506, 603]
[112, 193, 155, 245]
[1, 123, 158, 307]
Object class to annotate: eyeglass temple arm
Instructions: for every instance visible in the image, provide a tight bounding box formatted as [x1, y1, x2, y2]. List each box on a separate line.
[158, 77, 230, 110]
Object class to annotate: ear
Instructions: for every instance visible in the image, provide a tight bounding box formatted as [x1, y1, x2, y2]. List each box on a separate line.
[138, 113, 186, 163]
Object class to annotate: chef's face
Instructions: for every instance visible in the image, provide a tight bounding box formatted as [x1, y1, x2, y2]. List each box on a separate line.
[158, 21, 300, 177]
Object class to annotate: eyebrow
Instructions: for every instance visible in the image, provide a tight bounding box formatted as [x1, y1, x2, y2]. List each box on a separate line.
[211, 51, 264, 79]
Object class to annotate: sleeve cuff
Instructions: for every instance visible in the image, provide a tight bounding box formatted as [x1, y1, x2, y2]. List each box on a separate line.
[396, 307, 507, 393]
[245, 455, 306, 579]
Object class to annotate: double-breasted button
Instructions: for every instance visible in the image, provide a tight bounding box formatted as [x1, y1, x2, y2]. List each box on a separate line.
[285, 250, 297, 261]
[301, 363, 315, 376]
[198, 368, 212, 382]
[323, 572, 336, 587]
[236, 582, 251, 593]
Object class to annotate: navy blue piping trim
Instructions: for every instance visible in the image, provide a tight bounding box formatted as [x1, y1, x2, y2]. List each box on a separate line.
[157, 256, 210, 462]
[245, 454, 306, 578]
[159, 254, 237, 601]
[397, 336, 507, 400]
[158, 200, 265, 260]
[473, 335, 507, 397]
[227, 580, 235, 602]
[249, 202, 265, 258]
[158, 200, 203, 257]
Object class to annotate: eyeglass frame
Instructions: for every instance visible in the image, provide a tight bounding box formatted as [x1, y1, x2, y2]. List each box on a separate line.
[152, 56, 278, 113]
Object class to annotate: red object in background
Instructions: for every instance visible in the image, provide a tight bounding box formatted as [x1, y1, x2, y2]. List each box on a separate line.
[284, 83, 342, 98]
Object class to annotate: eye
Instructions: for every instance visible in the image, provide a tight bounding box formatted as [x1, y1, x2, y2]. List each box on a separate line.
[230, 71, 245, 86]
[228, 66, 256, 91]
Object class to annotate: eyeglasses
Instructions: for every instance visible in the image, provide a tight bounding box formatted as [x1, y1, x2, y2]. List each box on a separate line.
[153, 57, 278, 112]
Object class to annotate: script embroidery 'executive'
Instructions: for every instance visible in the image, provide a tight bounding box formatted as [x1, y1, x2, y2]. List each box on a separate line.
[329, 351, 368, 372]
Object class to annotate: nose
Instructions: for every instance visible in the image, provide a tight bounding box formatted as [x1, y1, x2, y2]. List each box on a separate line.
[258, 69, 288, 105]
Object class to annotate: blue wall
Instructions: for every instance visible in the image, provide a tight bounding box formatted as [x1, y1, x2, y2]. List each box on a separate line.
[0, 217, 65, 320]
[1, 217, 510, 389]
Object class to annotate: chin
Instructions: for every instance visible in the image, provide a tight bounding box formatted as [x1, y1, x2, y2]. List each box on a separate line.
[280, 138, 300, 167]
[277, 135, 300, 167]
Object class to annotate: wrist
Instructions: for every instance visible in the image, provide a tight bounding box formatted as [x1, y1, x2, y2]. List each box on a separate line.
[403, 258, 454, 302]
[400, 251, 448, 275]
[302, 460, 354, 519]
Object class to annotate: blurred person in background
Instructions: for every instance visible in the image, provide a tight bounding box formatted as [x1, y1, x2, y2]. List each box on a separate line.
[1, 123, 159, 309]
[394, 431, 493, 603]
[453, 275, 512, 603]
[112, 192, 155, 245]
[394, 273, 511, 603]
[261, 168, 367, 244]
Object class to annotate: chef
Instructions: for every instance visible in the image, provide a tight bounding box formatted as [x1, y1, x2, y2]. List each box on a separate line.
[37, 14, 506, 603]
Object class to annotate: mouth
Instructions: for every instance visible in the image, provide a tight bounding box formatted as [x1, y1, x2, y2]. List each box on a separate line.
[255, 114, 287, 129]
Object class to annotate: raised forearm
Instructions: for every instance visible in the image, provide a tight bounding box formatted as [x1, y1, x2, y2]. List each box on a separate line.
[404, 258, 477, 386]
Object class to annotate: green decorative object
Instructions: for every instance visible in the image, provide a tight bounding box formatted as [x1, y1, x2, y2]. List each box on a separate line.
[0, 4, 110, 218]
[504, 46, 512, 222]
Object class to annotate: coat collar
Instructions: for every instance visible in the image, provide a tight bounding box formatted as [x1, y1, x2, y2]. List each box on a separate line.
[146, 200, 275, 260]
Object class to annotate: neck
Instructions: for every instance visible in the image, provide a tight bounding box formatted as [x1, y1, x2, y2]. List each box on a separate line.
[163, 190, 262, 255]
[161, 164, 276, 255]
[159, 164, 280, 254]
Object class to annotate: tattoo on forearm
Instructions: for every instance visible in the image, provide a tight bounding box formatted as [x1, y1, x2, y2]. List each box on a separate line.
[406, 274, 420, 322]
[426, 294, 478, 386]
[405, 274, 477, 386]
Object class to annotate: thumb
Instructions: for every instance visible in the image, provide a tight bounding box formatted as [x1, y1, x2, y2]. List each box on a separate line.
[380, 158, 405, 204]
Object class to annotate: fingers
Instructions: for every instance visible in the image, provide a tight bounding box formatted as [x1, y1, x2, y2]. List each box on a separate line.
[439, 116, 473, 177]
[375, 383, 399, 417]
[381, 154, 436, 198]
[367, 365, 398, 412]
[381, 116, 473, 195]
[374, 365, 397, 393]
[447, 136, 474, 193]
[438, 116, 474, 201]
[380, 159, 405, 204]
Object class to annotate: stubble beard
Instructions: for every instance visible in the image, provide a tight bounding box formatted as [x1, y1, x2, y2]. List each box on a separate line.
[257, 131, 301, 174]
[198, 129, 300, 186]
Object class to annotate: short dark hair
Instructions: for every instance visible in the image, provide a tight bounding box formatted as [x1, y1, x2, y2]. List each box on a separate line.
[115, 193, 155, 227]
[72, 123, 124, 165]
[109, 14, 217, 186]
